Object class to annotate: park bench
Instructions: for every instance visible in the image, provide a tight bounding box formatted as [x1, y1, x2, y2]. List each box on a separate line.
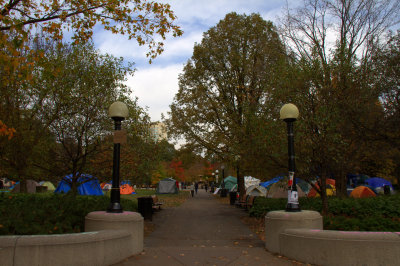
[151, 195, 163, 211]
[235, 195, 257, 211]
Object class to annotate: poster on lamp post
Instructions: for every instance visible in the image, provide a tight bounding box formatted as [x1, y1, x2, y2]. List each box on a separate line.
[113, 129, 127, 144]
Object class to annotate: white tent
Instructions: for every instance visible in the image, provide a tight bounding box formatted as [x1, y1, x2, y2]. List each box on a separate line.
[244, 176, 260, 188]
[246, 185, 267, 197]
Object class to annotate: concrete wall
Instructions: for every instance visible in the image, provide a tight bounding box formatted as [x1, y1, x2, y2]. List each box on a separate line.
[0, 211, 144, 266]
[279, 229, 400, 266]
[0, 230, 132, 266]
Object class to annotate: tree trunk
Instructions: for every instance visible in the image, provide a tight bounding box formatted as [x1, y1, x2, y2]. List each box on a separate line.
[320, 174, 329, 215]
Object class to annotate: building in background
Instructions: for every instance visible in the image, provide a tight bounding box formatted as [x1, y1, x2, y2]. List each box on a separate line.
[149, 122, 167, 142]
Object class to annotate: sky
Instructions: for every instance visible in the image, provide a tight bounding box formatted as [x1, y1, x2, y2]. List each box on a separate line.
[93, 0, 295, 122]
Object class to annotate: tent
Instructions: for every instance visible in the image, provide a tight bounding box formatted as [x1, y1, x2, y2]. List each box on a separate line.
[267, 181, 306, 198]
[100, 182, 112, 191]
[244, 176, 260, 188]
[307, 183, 336, 198]
[260, 176, 283, 189]
[222, 176, 237, 191]
[55, 174, 103, 196]
[41, 181, 56, 191]
[295, 178, 311, 194]
[365, 177, 394, 194]
[156, 178, 178, 194]
[350, 186, 376, 198]
[246, 185, 267, 197]
[120, 184, 136, 195]
[11, 180, 38, 193]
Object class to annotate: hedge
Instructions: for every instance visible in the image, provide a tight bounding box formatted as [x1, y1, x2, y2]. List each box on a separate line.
[0, 193, 137, 235]
[249, 194, 400, 231]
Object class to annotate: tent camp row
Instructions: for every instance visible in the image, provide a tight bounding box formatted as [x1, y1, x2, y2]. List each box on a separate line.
[216, 174, 395, 199]
[3, 174, 137, 196]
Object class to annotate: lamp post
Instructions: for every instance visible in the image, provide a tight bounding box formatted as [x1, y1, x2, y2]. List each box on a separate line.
[280, 103, 301, 212]
[215, 170, 219, 185]
[221, 165, 225, 189]
[235, 155, 241, 197]
[107, 101, 128, 213]
[220, 165, 227, 197]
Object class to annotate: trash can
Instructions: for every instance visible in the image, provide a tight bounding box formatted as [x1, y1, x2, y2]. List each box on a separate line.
[137, 197, 153, 220]
[220, 188, 227, 197]
[229, 191, 236, 205]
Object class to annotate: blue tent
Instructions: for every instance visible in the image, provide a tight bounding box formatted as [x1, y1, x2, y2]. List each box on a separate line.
[365, 177, 393, 194]
[260, 176, 284, 189]
[55, 174, 103, 196]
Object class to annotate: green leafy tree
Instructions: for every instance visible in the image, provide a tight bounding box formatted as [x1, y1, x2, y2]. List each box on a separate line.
[40, 41, 142, 194]
[166, 13, 292, 199]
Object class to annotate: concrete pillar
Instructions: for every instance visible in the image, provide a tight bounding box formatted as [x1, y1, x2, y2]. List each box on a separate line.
[265, 210, 322, 253]
[85, 211, 144, 255]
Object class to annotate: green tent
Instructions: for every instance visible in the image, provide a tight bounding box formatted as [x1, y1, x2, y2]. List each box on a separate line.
[221, 176, 237, 191]
[42, 181, 56, 191]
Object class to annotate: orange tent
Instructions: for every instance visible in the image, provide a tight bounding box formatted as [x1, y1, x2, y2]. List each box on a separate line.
[350, 186, 376, 198]
[307, 182, 336, 198]
[120, 184, 135, 195]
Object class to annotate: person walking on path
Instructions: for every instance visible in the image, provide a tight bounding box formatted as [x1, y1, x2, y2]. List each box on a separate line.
[194, 182, 199, 194]
[204, 182, 208, 192]
[189, 182, 194, 197]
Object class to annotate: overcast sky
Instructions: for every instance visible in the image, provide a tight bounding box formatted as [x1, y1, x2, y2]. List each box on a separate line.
[93, 0, 295, 122]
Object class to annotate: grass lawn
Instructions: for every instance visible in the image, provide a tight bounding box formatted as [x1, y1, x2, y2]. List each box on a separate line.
[104, 189, 191, 208]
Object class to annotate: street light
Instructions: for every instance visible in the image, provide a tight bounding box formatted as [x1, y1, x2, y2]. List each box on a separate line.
[221, 165, 225, 188]
[280, 103, 301, 212]
[220, 165, 227, 197]
[107, 101, 129, 213]
[235, 155, 241, 197]
[215, 170, 219, 185]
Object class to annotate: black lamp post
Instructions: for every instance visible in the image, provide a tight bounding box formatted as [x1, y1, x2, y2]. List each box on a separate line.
[221, 165, 225, 189]
[215, 170, 219, 186]
[235, 155, 241, 196]
[107, 101, 128, 213]
[280, 103, 301, 212]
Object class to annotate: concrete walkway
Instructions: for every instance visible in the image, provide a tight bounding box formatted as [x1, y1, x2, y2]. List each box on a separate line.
[114, 190, 300, 266]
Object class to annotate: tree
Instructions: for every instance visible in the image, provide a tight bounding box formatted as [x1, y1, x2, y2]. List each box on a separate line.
[0, 0, 182, 60]
[279, 0, 400, 213]
[40, 41, 143, 193]
[368, 31, 400, 185]
[166, 13, 292, 199]
[0, 0, 182, 136]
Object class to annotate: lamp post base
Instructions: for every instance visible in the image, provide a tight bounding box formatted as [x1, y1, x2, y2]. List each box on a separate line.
[107, 202, 123, 213]
[286, 202, 301, 212]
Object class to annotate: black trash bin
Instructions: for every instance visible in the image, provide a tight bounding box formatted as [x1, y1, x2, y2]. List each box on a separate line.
[138, 196, 153, 220]
[229, 191, 236, 205]
[220, 188, 227, 197]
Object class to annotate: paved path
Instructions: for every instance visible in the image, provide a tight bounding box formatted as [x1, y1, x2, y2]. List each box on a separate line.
[114, 190, 298, 266]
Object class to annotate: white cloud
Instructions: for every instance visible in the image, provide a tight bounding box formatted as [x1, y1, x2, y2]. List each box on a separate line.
[126, 64, 184, 122]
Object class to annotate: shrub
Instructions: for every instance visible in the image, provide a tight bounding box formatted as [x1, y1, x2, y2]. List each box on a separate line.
[0, 193, 137, 235]
[249, 194, 400, 231]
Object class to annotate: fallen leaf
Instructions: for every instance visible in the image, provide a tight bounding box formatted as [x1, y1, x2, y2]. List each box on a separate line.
[180, 254, 185, 256]
[248, 245, 253, 248]
[234, 241, 239, 245]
